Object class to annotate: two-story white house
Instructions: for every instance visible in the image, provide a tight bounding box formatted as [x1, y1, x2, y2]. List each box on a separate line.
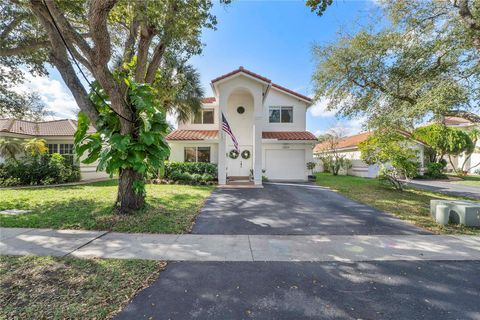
[166, 67, 317, 185]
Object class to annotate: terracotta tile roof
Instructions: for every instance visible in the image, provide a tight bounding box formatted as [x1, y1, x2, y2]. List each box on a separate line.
[314, 131, 373, 153]
[443, 116, 473, 126]
[201, 97, 216, 104]
[262, 131, 317, 141]
[211, 67, 312, 103]
[166, 130, 317, 141]
[212, 66, 271, 84]
[271, 84, 312, 103]
[166, 130, 219, 141]
[0, 118, 96, 136]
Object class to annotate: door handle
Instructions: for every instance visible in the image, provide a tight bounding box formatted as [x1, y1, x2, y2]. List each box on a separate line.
[240, 160, 242, 168]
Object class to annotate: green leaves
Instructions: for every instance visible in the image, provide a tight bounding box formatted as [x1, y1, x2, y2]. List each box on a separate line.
[311, 1, 480, 130]
[74, 77, 171, 195]
[413, 124, 474, 157]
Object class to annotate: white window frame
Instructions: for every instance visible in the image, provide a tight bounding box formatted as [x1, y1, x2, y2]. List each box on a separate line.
[269, 106, 293, 123]
[184, 146, 211, 162]
[192, 109, 214, 124]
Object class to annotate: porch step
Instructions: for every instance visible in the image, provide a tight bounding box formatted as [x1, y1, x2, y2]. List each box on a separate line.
[228, 176, 250, 181]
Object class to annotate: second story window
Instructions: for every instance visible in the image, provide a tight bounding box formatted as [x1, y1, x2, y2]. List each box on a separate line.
[269, 106, 293, 123]
[193, 109, 214, 124]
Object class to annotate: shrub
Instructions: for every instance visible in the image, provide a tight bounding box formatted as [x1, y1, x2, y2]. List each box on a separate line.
[424, 161, 447, 179]
[164, 161, 217, 184]
[0, 154, 80, 187]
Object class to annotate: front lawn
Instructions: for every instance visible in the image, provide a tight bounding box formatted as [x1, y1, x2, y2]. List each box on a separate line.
[0, 255, 163, 319]
[450, 175, 480, 187]
[316, 173, 480, 235]
[0, 180, 214, 233]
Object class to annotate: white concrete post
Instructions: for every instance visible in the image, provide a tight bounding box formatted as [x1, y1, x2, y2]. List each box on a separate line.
[419, 146, 425, 176]
[253, 95, 263, 185]
[218, 93, 227, 185]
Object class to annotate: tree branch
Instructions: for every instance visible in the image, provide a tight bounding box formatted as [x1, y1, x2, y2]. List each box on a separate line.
[135, 24, 154, 82]
[0, 40, 49, 56]
[0, 13, 27, 40]
[29, 0, 100, 125]
[144, 0, 179, 83]
[122, 14, 140, 65]
[44, 0, 93, 59]
[88, 0, 117, 66]
[454, 0, 480, 50]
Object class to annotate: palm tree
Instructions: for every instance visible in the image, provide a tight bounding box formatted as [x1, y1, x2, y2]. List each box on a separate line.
[154, 59, 205, 124]
[0, 138, 23, 162]
[23, 138, 48, 157]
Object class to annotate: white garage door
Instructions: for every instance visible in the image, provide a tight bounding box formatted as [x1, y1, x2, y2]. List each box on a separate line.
[265, 149, 305, 180]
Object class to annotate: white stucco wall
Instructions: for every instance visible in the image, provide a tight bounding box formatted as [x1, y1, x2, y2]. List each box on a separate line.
[262, 89, 308, 132]
[225, 92, 254, 147]
[177, 102, 219, 131]
[168, 142, 219, 164]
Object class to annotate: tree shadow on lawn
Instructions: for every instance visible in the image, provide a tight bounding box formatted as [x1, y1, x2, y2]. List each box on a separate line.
[0, 255, 163, 320]
[0, 187, 211, 233]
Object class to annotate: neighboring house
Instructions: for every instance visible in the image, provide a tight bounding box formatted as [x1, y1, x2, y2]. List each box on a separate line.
[0, 118, 109, 181]
[442, 116, 480, 174]
[313, 131, 425, 178]
[166, 67, 317, 184]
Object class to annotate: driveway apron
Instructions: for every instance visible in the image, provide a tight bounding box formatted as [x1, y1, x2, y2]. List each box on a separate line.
[192, 182, 430, 235]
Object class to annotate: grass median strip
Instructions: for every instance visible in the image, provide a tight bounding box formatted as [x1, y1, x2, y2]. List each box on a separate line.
[316, 173, 480, 235]
[0, 180, 214, 233]
[0, 255, 165, 320]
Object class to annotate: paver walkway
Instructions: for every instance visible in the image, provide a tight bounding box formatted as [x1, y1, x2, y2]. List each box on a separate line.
[1, 228, 479, 262]
[193, 182, 430, 235]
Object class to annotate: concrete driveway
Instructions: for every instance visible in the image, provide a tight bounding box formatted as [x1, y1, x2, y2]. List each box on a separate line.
[192, 182, 430, 235]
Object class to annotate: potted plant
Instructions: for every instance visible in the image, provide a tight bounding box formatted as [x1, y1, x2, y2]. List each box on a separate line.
[306, 162, 316, 181]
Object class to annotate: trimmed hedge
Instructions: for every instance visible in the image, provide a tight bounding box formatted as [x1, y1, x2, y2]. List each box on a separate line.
[0, 154, 80, 187]
[163, 161, 217, 185]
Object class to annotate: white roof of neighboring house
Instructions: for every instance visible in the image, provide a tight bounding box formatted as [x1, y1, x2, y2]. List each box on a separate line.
[314, 130, 425, 153]
[442, 116, 475, 127]
[0, 119, 95, 136]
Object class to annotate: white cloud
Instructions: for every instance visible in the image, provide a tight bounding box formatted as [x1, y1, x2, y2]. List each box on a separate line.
[12, 73, 79, 119]
[166, 112, 177, 128]
[309, 97, 338, 118]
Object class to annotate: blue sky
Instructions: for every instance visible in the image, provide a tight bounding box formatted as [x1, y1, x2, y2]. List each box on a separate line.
[26, 0, 381, 135]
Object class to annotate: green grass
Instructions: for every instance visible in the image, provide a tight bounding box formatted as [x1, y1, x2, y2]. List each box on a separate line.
[450, 175, 480, 187]
[0, 180, 214, 233]
[316, 173, 480, 235]
[0, 255, 164, 320]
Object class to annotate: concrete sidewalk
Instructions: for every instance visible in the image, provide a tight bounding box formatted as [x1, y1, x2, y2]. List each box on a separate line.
[1, 228, 479, 262]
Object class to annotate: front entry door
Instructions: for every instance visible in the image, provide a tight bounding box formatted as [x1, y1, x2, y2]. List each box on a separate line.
[227, 145, 253, 177]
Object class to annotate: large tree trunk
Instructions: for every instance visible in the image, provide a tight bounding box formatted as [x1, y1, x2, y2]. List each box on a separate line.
[115, 117, 144, 214]
[116, 168, 145, 213]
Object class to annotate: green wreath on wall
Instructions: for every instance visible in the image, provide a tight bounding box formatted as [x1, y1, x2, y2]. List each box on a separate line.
[241, 150, 251, 159]
[229, 149, 239, 159]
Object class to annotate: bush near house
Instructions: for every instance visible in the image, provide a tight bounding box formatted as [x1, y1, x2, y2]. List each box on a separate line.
[162, 161, 217, 185]
[0, 154, 80, 187]
[423, 160, 447, 179]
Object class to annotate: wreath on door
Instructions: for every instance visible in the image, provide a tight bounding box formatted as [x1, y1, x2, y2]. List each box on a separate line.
[241, 150, 251, 159]
[229, 149, 239, 159]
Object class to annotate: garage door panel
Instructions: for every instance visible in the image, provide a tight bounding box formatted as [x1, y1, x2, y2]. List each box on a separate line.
[265, 149, 305, 180]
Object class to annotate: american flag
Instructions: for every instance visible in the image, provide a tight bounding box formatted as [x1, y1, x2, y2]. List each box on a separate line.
[222, 112, 239, 152]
